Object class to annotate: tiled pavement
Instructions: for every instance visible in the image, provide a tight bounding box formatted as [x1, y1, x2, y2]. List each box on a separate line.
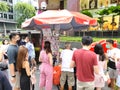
[35, 66, 111, 90]
[35, 69, 58, 90]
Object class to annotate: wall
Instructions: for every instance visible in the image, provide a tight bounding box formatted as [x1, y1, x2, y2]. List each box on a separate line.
[67, 0, 79, 11]
[47, 0, 60, 10]
[38, 0, 60, 10]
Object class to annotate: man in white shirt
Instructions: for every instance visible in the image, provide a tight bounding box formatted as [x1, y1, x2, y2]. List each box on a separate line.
[24, 36, 36, 66]
[106, 39, 120, 90]
[60, 42, 75, 90]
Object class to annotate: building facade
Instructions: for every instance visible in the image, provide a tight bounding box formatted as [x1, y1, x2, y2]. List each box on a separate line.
[0, 0, 39, 36]
[0, 0, 16, 36]
[38, 0, 61, 10]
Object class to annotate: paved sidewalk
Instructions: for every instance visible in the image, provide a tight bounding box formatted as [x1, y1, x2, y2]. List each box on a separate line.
[35, 69, 58, 90]
[35, 66, 111, 90]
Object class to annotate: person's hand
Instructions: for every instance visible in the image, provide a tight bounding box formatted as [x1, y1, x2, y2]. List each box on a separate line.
[31, 59, 36, 66]
[33, 66, 37, 71]
[11, 77, 16, 83]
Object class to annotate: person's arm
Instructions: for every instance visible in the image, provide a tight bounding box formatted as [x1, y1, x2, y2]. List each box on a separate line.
[31, 44, 35, 59]
[39, 51, 43, 62]
[7, 47, 16, 77]
[104, 60, 108, 70]
[9, 64, 15, 77]
[31, 58, 36, 66]
[31, 44, 36, 65]
[59, 51, 63, 61]
[70, 51, 76, 68]
[94, 54, 99, 74]
[48, 53, 53, 66]
[93, 65, 99, 74]
[70, 60, 75, 68]
[0, 50, 3, 62]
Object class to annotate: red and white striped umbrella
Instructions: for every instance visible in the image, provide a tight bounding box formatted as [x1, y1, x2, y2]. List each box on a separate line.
[21, 9, 97, 30]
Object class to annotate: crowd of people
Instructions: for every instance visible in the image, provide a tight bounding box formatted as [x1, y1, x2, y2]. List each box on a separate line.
[1, 33, 120, 90]
[0, 33, 36, 90]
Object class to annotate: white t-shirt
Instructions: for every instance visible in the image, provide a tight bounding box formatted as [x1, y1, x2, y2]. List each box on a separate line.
[1, 45, 8, 53]
[107, 48, 120, 62]
[60, 49, 74, 72]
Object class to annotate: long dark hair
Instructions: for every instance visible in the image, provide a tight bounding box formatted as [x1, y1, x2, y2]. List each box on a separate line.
[44, 41, 52, 54]
[94, 44, 106, 61]
[16, 46, 28, 72]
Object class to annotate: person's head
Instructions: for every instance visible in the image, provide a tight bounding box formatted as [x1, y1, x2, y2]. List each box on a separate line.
[25, 36, 30, 43]
[9, 33, 20, 44]
[106, 39, 114, 49]
[94, 44, 104, 55]
[82, 36, 93, 46]
[64, 42, 71, 49]
[16, 46, 28, 72]
[44, 41, 52, 54]
[21, 36, 25, 41]
[2, 39, 9, 45]
[94, 44, 105, 61]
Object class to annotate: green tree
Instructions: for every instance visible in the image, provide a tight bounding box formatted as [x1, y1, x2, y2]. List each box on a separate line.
[96, 9, 108, 37]
[81, 10, 93, 17]
[14, 2, 36, 28]
[96, 5, 120, 37]
[97, 6, 120, 30]
[0, 2, 9, 12]
[107, 5, 120, 30]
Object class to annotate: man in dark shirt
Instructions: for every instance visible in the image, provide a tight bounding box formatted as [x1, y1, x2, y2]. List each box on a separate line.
[7, 33, 20, 90]
[0, 70, 12, 90]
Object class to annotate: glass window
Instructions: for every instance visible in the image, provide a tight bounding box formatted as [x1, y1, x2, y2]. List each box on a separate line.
[9, 0, 13, 3]
[8, 6, 13, 13]
[9, 15, 13, 19]
[0, 13, 3, 18]
[4, 14, 7, 19]
[3, 0, 7, 1]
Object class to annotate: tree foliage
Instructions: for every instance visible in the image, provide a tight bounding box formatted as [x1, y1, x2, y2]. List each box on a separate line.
[0, 2, 9, 12]
[14, 2, 36, 28]
[97, 5, 120, 16]
[81, 10, 93, 17]
[96, 5, 120, 31]
[97, 17, 107, 24]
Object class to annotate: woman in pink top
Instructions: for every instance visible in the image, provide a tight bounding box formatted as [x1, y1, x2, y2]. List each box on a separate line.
[39, 41, 53, 90]
[94, 44, 107, 90]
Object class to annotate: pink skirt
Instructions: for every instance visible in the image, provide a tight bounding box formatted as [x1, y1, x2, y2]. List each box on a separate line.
[94, 74, 105, 87]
